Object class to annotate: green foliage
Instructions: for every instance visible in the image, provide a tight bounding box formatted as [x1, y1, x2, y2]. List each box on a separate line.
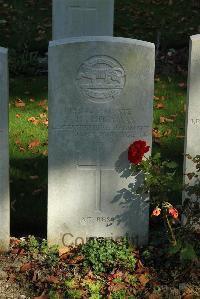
[48, 290, 61, 299]
[81, 238, 136, 274]
[84, 281, 103, 299]
[64, 279, 77, 289]
[18, 236, 59, 265]
[40, 239, 59, 266]
[65, 289, 82, 299]
[130, 150, 180, 245]
[19, 235, 39, 253]
[110, 289, 127, 299]
[180, 243, 198, 262]
[127, 274, 138, 287]
[169, 240, 198, 263]
[133, 152, 178, 201]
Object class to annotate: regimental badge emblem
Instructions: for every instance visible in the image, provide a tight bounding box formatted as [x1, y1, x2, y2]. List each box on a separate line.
[77, 55, 126, 103]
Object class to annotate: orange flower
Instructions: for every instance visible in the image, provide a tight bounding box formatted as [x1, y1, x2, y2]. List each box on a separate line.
[168, 207, 178, 219]
[152, 207, 161, 216]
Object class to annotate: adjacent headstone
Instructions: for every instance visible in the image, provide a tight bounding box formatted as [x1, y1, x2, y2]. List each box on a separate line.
[48, 36, 155, 247]
[52, 0, 114, 40]
[0, 47, 9, 251]
[183, 35, 200, 206]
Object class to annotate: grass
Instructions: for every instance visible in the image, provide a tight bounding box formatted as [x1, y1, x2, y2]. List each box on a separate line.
[153, 74, 187, 205]
[9, 74, 187, 237]
[9, 76, 48, 237]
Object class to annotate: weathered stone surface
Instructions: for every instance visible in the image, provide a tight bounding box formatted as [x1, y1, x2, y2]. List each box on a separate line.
[183, 35, 200, 206]
[0, 47, 9, 251]
[48, 37, 155, 247]
[52, 0, 114, 39]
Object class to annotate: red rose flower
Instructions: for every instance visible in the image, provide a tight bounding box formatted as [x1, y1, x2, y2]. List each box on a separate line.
[168, 207, 178, 219]
[128, 140, 150, 165]
[152, 207, 161, 217]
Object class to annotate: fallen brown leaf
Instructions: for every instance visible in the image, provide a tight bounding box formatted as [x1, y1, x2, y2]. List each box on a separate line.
[42, 119, 48, 127]
[28, 139, 40, 149]
[138, 274, 150, 286]
[182, 295, 194, 299]
[28, 117, 39, 125]
[159, 116, 166, 123]
[7, 273, 16, 282]
[152, 129, 162, 138]
[16, 113, 21, 118]
[38, 99, 47, 107]
[154, 96, 160, 100]
[15, 140, 21, 145]
[29, 175, 39, 180]
[59, 247, 70, 257]
[19, 147, 26, 152]
[160, 116, 174, 123]
[47, 275, 59, 284]
[69, 255, 84, 264]
[20, 262, 32, 272]
[42, 149, 48, 156]
[155, 103, 165, 109]
[39, 113, 47, 118]
[15, 99, 25, 108]
[163, 129, 172, 137]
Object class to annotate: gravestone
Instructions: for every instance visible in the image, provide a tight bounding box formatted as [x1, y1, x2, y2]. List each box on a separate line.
[52, 0, 114, 40]
[0, 47, 9, 251]
[183, 35, 200, 206]
[48, 36, 155, 247]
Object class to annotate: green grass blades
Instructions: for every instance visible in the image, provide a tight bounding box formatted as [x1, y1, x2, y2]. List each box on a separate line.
[9, 76, 48, 237]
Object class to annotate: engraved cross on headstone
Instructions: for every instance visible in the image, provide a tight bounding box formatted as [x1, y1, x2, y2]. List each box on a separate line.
[77, 142, 115, 212]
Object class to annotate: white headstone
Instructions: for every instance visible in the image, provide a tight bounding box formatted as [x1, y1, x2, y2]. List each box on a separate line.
[52, 0, 114, 40]
[183, 35, 200, 206]
[48, 36, 155, 247]
[0, 47, 9, 251]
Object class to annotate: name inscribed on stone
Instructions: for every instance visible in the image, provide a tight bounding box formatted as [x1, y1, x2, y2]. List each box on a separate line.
[53, 107, 150, 138]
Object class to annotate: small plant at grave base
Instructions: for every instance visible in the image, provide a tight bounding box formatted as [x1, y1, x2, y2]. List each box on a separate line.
[65, 289, 83, 299]
[128, 140, 179, 246]
[15, 236, 59, 265]
[48, 290, 62, 299]
[110, 289, 127, 299]
[80, 238, 136, 274]
[18, 235, 40, 253]
[83, 280, 103, 299]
